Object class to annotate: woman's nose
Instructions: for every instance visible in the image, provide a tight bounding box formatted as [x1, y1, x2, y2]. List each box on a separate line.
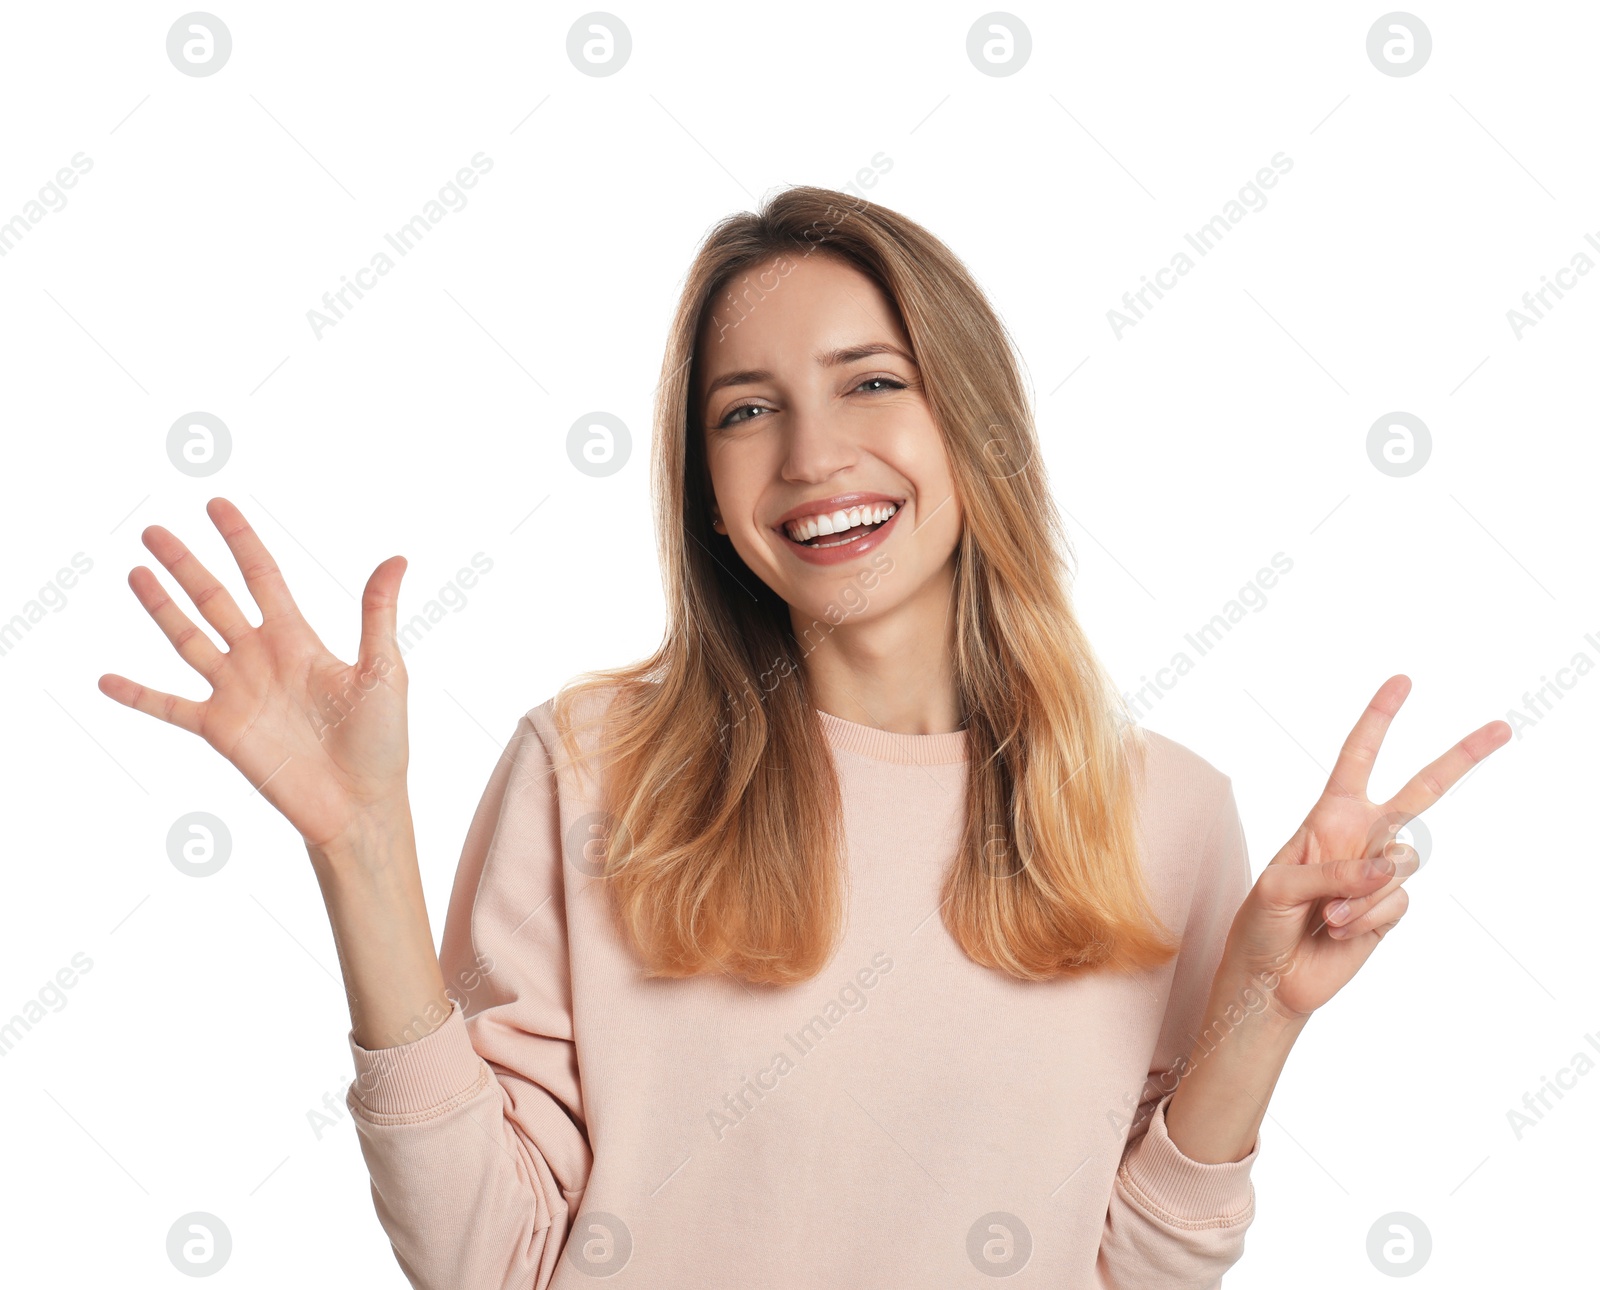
[781, 401, 857, 481]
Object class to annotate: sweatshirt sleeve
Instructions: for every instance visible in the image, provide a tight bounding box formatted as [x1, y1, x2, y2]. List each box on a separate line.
[1096, 776, 1260, 1289]
[343, 710, 592, 1290]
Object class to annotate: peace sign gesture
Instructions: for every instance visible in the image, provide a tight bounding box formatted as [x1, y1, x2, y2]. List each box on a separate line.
[1222, 675, 1511, 1024]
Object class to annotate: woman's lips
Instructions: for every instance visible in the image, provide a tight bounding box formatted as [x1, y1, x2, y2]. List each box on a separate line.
[778, 504, 904, 566]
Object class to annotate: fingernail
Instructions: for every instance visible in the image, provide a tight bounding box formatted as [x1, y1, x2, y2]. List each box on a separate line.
[1328, 900, 1350, 923]
[1366, 856, 1394, 878]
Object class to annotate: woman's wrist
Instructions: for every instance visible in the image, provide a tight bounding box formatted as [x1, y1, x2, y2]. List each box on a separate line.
[303, 804, 452, 1052]
[305, 794, 417, 876]
[1160, 959, 1309, 1164]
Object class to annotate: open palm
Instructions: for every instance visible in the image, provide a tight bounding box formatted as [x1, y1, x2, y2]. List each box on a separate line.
[1225, 675, 1511, 1023]
[98, 497, 411, 851]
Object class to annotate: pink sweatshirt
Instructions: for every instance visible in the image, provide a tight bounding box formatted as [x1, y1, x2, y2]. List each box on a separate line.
[346, 686, 1261, 1288]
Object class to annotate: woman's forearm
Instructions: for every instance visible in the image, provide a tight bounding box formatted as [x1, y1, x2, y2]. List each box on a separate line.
[306, 800, 452, 1052]
[1161, 962, 1309, 1164]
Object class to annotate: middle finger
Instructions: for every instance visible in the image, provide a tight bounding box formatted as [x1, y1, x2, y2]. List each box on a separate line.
[141, 523, 254, 647]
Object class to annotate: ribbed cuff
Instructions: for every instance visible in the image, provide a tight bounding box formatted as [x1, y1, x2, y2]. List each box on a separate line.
[1117, 1090, 1258, 1228]
[347, 995, 488, 1119]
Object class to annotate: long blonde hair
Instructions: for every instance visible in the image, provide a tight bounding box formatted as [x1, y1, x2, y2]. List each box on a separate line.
[551, 184, 1179, 986]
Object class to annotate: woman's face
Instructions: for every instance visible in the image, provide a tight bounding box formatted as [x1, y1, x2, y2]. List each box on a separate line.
[695, 250, 963, 630]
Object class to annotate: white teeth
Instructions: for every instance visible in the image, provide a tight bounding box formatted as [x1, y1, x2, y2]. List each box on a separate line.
[784, 502, 898, 544]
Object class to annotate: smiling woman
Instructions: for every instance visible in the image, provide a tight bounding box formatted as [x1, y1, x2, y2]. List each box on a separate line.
[335, 186, 1261, 1287]
[99, 183, 1509, 1290]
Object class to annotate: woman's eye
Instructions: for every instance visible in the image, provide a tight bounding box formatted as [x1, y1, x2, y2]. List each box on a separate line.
[721, 404, 768, 427]
[717, 377, 905, 428]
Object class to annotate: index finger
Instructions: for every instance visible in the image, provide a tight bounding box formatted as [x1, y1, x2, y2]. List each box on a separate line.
[1383, 717, 1512, 823]
[206, 497, 303, 622]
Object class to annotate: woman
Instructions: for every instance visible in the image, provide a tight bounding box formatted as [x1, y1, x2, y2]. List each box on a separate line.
[99, 185, 1509, 1288]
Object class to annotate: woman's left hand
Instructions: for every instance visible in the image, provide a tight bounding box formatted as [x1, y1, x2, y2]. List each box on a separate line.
[1222, 674, 1510, 1025]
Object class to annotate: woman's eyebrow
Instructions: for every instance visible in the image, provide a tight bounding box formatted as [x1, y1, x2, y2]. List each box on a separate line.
[702, 342, 917, 403]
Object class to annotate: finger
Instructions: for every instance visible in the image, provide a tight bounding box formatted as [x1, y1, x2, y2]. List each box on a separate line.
[1323, 843, 1419, 930]
[1324, 674, 1410, 801]
[1328, 884, 1409, 940]
[127, 565, 225, 680]
[1383, 717, 1513, 822]
[141, 521, 253, 648]
[1257, 851, 1399, 912]
[206, 496, 304, 622]
[97, 672, 206, 736]
[358, 555, 407, 672]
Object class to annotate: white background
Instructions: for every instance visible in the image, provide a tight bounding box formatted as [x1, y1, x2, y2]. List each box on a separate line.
[1, 1, 1592, 1284]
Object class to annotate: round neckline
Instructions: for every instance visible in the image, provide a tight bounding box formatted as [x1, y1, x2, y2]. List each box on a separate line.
[814, 707, 968, 765]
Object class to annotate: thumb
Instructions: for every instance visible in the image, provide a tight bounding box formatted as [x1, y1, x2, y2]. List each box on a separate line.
[359, 555, 407, 671]
[1259, 852, 1398, 910]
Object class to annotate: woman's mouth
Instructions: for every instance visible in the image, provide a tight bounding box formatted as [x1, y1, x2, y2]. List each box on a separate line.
[777, 501, 904, 565]
[783, 501, 898, 547]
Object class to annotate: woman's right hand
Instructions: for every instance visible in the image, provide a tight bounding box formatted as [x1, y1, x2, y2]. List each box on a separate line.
[98, 497, 411, 854]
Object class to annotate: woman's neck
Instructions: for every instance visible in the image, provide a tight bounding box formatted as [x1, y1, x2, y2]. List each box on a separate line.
[791, 560, 963, 736]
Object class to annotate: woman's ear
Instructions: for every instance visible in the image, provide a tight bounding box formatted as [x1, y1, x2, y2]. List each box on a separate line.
[711, 509, 726, 534]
